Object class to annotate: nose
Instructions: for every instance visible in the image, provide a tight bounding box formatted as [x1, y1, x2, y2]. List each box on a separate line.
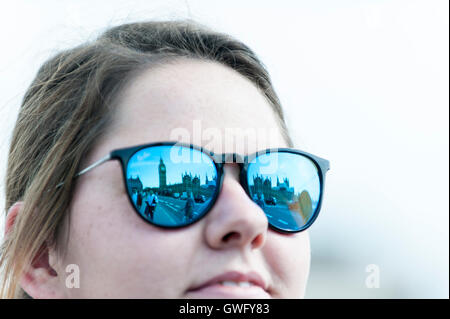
[203, 163, 268, 251]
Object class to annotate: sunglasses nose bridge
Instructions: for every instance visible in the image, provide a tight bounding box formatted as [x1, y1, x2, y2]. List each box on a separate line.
[221, 152, 244, 164]
[216, 153, 246, 181]
[214, 153, 250, 200]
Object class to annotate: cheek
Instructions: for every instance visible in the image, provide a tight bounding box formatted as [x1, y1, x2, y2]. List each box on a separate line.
[60, 177, 198, 297]
[263, 231, 311, 297]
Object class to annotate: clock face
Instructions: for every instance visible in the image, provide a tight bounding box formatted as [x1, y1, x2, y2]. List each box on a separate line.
[161, 166, 165, 172]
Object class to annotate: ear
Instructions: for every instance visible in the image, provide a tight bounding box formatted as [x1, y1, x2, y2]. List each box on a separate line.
[6, 202, 66, 299]
[5, 201, 21, 236]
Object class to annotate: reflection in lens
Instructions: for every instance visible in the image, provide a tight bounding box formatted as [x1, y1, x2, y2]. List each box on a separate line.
[126, 145, 218, 227]
[247, 152, 321, 231]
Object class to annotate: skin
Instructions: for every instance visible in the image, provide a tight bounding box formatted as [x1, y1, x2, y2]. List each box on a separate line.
[9, 59, 310, 298]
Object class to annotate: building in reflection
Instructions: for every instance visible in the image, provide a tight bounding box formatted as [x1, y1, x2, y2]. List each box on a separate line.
[250, 174, 295, 203]
[181, 172, 200, 195]
[128, 176, 143, 193]
[127, 157, 215, 198]
[204, 174, 216, 189]
[158, 157, 167, 190]
[167, 170, 214, 197]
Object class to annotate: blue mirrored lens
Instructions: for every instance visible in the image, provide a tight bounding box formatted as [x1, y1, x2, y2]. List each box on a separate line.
[126, 145, 218, 227]
[247, 152, 321, 232]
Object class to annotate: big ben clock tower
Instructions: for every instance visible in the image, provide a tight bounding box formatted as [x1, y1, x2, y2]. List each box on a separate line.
[159, 157, 166, 189]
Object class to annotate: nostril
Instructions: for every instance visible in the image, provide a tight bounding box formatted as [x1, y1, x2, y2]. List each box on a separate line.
[251, 233, 265, 249]
[222, 232, 241, 243]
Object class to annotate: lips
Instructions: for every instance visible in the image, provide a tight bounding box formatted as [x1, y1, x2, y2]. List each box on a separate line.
[186, 271, 271, 298]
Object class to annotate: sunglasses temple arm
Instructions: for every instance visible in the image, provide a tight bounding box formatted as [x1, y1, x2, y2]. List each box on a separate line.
[75, 153, 112, 177]
[54, 154, 112, 189]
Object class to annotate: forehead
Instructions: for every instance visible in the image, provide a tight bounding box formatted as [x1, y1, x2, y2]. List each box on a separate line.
[104, 59, 287, 156]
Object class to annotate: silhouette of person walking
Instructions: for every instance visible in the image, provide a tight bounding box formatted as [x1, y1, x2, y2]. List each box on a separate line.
[184, 192, 195, 222]
[145, 192, 158, 220]
[255, 193, 265, 209]
[137, 192, 143, 210]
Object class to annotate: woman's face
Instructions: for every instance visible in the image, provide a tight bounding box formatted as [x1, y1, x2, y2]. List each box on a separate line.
[53, 59, 310, 298]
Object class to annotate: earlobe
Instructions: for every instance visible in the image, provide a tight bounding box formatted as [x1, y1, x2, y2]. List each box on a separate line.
[6, 201, 65, 298]
[20, 245, 64, 299]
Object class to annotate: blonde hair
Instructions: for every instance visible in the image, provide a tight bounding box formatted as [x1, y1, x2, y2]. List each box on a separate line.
[0, 19, 293, 298]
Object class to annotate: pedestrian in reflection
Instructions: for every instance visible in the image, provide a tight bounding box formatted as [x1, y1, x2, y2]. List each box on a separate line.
[255, 193, 265, 209]
[137, 191, 143, 210]
[184, 192, 195, 222]
[132, 190, 138, 205]
[145, 191, 158, 220]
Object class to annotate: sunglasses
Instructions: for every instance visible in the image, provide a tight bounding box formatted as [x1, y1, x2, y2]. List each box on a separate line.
[73, 141, 330, 233]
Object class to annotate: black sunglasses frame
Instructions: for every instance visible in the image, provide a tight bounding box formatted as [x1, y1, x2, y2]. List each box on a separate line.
[104, 141, 330, 234]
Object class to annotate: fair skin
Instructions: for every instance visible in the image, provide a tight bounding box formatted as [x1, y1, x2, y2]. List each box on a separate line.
[7, 59, 310, 298]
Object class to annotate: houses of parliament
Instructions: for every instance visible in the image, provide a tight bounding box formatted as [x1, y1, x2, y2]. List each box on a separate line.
[250, 174, 295, 203]
[127, 157, 216, 197]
